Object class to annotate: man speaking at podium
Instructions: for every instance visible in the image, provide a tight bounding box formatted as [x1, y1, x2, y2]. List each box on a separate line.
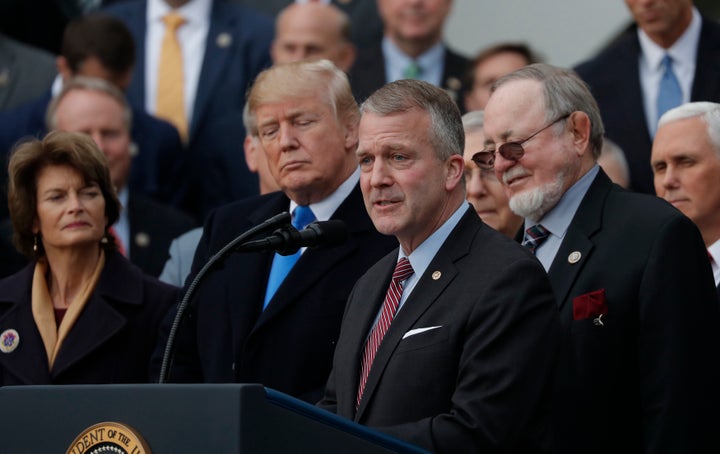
[156, 60, 396, 403]
[318, 80, 560, 453]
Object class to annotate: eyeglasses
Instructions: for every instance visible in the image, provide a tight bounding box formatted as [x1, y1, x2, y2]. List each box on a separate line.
[471, 113, 572, 169]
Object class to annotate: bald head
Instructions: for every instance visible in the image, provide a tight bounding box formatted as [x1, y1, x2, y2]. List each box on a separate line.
[271, 2, 356, 72]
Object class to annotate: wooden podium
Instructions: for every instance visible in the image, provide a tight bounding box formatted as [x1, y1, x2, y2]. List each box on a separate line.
[0, 383, 429, 453]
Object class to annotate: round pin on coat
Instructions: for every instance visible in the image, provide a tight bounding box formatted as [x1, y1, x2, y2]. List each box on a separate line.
[0, 329, 19, 353]
[432, 271, 442, 280]
[568, 251, 582, 264]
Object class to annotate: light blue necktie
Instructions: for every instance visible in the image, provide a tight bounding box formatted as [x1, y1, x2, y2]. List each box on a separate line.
[656, 54, 682, 125]
[263, 205, 316, 309]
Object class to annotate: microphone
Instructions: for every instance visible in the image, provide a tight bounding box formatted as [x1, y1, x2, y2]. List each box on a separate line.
[158, 211, 292, 383]
[237, 220, 348, 255]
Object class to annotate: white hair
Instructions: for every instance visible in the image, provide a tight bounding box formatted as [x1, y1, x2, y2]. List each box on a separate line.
[658, 102, 720, 155]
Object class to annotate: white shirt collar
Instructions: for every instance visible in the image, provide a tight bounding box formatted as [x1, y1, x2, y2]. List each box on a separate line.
[289, 166, 360, 222]
[148, 0, 212, 26]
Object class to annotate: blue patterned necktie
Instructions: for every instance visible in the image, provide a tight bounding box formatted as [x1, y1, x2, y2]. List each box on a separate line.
[263, 205, 316, 309]
[523, 224, 550, 255]
[656, 54, 682, 125]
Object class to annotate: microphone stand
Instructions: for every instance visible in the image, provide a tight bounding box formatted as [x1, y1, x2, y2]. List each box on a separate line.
[158, 211, 291, 383]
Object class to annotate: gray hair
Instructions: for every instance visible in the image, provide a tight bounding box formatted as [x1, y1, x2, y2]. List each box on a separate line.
[461, 110, 485, 134]
[599, 137, 630, 186]
[46, 76, 132, 131]
[361, 79, 464, 160]
[492, 63, 605, 159]
[658, 102, 720, 155]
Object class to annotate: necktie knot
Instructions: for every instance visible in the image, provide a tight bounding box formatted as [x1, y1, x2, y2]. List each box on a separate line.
[402, 60, 422, 80]
[523, 224, 550, 254]
[163, 12, 185, 30]
[292, 205, 316, 230]
[392, 257, 414, 283]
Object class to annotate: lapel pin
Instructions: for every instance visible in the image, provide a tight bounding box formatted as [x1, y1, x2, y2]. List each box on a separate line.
[0, 329, 19, 353]
[568, 251, 582, 264]
[593, 314, 604, 327]
[0, 69, 9, 86]
[446, 77, 462, 91]
[134, 232, 150, 248]
[432, 271, 441, 280]
[216, 32, 232, 48]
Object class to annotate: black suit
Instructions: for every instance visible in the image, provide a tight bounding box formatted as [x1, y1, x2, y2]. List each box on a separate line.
[349, 45, 469, 112]
[538, 170, 720, 453]
[160, 185, 398, 403]
[574, 17, 720, 194]
[0, 251, 179, 385]
[319, 207, 560, 453]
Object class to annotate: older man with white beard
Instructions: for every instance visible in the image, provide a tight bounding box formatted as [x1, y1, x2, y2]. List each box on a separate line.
[477, 63, 720, 454]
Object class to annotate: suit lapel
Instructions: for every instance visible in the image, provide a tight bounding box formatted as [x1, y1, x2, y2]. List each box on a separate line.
[254, 186, 370, 328]
[355, 209, 475, 420]
[123, 2, 148, 108]
[51, 253, 143, 378]
[614, 32, 652, 146]
[547, 171, 611, 310]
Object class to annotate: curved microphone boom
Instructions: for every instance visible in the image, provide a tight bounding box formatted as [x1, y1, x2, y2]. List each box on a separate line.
[158, 211, 291, 383]
[238, 220, 348, 255]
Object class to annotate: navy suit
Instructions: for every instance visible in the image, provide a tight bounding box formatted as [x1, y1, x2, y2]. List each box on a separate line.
[159, 185, 398, 403]
[349, 45, 469, 112]
[535, 170, 720, 453]
[105, 0, 274, 221]
[0, 251, 179, 385]
[0, 91, 187, 218]
[319, 208, 560, 453]
[574, 17, 720, 194]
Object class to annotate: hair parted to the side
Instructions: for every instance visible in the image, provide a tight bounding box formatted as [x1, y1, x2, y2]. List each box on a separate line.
[7, 130, 121, 258]
[361, 79, 465, 161]
[246, 59, 359, 136]
[492, 63, 605, 159]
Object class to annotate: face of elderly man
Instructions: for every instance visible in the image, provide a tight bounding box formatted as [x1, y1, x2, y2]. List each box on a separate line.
[652, 115, 720, 244]
[483, 79, 584, 221]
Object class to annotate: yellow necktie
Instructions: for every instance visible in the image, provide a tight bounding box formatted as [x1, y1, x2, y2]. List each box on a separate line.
[157, 12, 188, 142]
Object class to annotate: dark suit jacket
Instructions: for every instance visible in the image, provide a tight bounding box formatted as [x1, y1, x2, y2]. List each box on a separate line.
[541, 170, 720, 453]
[126, 192, 197, 277]
[0, 193, 196, 279]
[105, 0, 274, 220]
[0, 250, 179, 385]
[574, 17, 720, 194]
[349, 44, 469, 112]
[0, 33, 56, 111]
[160, 185, 398, 403]
[0, 90, 187, 218]
[318, 208, 561, 453]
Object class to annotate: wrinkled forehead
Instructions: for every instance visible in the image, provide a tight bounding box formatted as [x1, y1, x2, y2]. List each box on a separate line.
[483, 79, 546, 140]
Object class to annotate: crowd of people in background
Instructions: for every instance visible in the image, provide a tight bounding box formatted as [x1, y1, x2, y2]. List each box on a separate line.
[1, 1, 720, 453]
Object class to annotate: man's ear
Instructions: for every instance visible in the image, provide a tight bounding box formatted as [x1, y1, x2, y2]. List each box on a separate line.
[243, 135, 259, 172]
[445, 154, 465, 191]
[568, 111, 591, 156]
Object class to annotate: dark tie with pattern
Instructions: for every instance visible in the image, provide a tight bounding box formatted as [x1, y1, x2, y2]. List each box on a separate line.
[523, 224, 550, 255]
[356, 257, 414, 408]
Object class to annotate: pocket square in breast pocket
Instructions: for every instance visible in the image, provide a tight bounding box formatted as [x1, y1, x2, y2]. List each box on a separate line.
[572, 288, 607, 321]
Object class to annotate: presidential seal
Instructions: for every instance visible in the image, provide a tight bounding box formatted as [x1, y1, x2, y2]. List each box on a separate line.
[66, 422, 151, 454]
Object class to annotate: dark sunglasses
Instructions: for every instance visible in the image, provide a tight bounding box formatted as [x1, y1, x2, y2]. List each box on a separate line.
[471, 113, 572, 169]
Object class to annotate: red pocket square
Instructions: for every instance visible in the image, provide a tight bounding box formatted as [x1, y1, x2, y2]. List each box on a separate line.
[573, 288, 608, 321]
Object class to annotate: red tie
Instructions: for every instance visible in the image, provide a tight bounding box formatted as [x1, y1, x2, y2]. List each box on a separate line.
[356, 257, 414, 408]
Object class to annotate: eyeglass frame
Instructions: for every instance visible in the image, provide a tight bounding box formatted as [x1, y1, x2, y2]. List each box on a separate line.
[471, 112, 573, 170]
